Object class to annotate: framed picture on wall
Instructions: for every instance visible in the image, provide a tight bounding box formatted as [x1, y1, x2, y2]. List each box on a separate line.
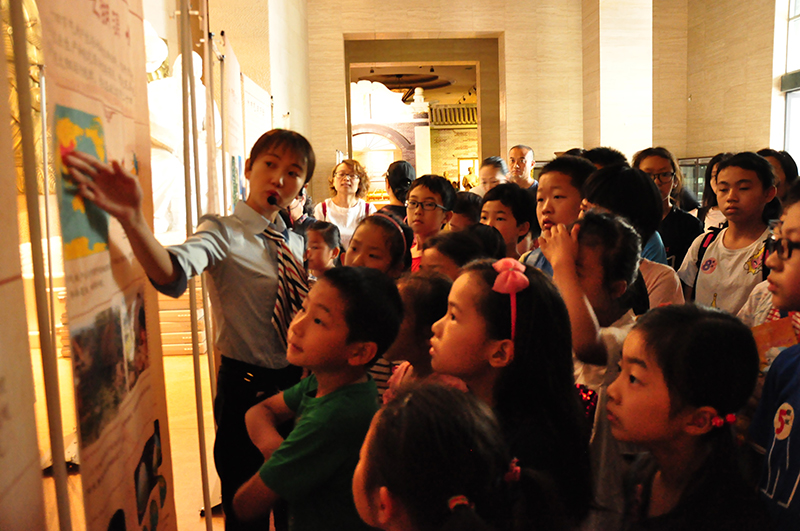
[458, 157, 479, 190]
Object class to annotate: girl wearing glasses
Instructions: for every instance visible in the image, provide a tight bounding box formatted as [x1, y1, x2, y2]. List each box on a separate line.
[634, 147, 704, 270]
[314, 159, 376, 249]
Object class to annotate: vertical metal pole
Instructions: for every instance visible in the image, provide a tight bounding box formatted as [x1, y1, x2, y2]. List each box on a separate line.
[219, 32, 228, 214]
[39, 65, 59, 364]
[178, 2, 214, 530]
[10, 2, 72, 530]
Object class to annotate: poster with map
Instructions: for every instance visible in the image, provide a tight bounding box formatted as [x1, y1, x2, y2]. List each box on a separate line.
[40, 0, 176, 529]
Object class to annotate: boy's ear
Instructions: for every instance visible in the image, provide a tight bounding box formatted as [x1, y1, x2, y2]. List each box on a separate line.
[516, 221, 531, 238]
[683, 406, 718, 436]
[764, 183, 777, 203]
[609, 279, 628, 300]
[376, 486, 405, 527]
[443, 211, 454, 226]
[331, 246, 341, 259]
[488, 339, 514, 368]
[348, 341, 378, 367]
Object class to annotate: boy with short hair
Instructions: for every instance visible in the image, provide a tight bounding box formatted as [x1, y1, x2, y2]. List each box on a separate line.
[523, 155, 596, 275]
[678, 152, 777, 314]
[480, 182, 536, 259]
[233, 267, 403, 531]
[749, 181, 800, 531]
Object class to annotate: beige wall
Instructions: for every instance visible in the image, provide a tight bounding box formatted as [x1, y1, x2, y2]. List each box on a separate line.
[653, 0, 688, 157]
[686, 0, 776, 157]
[209, 0, 311, 137]
[307, 0, 584, 200]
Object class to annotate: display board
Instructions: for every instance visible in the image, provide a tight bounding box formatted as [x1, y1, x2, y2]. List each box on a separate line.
[39, 0, 177, 529]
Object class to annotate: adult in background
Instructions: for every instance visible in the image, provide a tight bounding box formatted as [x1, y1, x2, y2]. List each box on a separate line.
[508, 144, 538, 194]
[378, 160, 415, 220]
[314, 159, 376, 249]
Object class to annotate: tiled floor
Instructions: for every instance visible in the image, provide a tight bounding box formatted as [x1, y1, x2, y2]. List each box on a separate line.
[36, 353, 225, 530]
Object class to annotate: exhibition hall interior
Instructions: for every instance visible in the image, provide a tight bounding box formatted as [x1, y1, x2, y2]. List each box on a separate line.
[1, 0, 799, 530]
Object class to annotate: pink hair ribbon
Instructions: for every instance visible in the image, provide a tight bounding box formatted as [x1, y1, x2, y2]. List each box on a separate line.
[492, 258, 529, 341]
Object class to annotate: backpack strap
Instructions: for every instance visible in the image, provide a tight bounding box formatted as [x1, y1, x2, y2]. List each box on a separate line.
[761, 235, 771, 281]
[691, 226, 724, 301]
[365, 202, 371, 216]
[321, 200, 327, 220]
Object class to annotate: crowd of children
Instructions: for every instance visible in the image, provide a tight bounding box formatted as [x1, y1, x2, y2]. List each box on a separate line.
[63, 129, 800, 531]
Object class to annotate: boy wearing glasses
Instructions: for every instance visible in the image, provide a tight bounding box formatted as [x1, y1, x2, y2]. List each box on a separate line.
[678, 152, 777, 314]
[750, 181, 800, 531]
[406, 175, 455, 271]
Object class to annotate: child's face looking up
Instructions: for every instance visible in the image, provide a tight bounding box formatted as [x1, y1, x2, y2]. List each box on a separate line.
[766, 203, 800, 311]
[407, 186, 451, 238]
[245, 147, 307, 220]
[606, 330, 687, 446]
[286, 280, 354, 372]
[537, 171, 583, 230]
[344, 223, 396, 275]
[306, 230, 337, 272]
[430, 272, 498, 381]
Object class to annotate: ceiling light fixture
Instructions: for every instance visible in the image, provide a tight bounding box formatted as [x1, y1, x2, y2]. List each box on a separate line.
[430, 66, 435, 73]
[370, 67, 374, 74]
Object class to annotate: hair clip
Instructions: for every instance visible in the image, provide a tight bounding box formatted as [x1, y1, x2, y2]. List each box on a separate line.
[504, 458, 521, 483]
[711, 413, 737, 428]
[492, 258, 530, 341]
[447, 495, 472, 511]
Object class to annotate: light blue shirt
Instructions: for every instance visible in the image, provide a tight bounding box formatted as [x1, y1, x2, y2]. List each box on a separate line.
[152, 202, 304, 369]
[642, 232, 667, 265]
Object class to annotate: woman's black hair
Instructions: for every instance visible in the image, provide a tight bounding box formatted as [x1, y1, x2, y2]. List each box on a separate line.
[249, 129, 316, 184]
[700, 152, 733, 211]
[461, 261, 592, 525]
[356, 213, 414, 272]
[397, 272, 452, 345]
[582, 164, 663, 242]
[634, 305, 759, 446]
[453, 191, 483, 224]
[409, 175, 457, 211]
[632, 146, 684, 195]
[307, 220, 340, 250]
[386, 160, 416, 203]
[481, 155, 509, 175]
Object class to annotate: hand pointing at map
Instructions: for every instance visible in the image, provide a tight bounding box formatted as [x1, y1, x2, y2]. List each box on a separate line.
[63, 151, 178, 286]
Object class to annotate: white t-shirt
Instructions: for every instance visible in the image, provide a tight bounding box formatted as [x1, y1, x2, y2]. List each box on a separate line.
[703, 207, 727, 231]
[678, 227, 770, 315]
[313, 198, 376, 250]
[737, 280, 773, 328]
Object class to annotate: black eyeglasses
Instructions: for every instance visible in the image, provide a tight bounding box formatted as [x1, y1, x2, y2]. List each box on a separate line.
[766, 236, 800, 261]
[647, 171, 675, 184]
[406, 200, 447, 212]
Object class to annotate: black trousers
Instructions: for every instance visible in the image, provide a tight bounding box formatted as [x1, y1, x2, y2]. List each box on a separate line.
[213, 356, 301, 531]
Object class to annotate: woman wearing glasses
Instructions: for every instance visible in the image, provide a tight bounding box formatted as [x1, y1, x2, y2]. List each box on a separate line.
[314, 159, 377, 249]
[634, 147, 704, 270]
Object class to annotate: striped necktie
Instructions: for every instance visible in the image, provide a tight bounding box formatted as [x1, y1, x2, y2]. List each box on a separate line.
[262, 226, 309, 349]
